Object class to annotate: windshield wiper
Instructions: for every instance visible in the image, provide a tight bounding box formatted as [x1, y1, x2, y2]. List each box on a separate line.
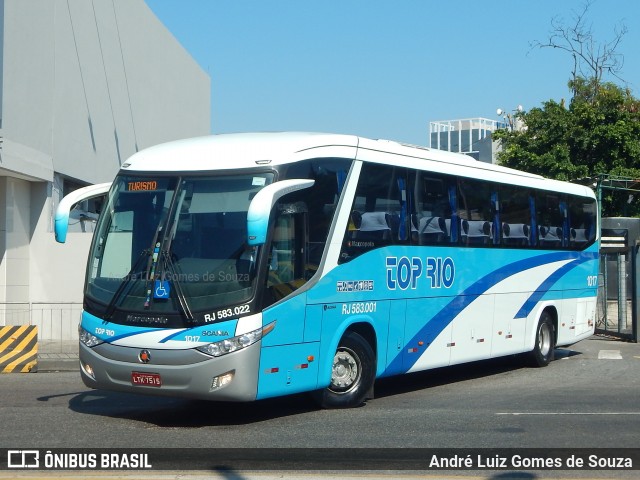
[104, 249, 150, 320]
[134, 178, 194, 322]
[161, 251, 194, 322]
[143, 181, 186, 310]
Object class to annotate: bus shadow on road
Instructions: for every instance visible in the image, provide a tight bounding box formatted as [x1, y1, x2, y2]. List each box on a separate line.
[65, 348, 582, 426]
[66, 389, 318, 427]
[372, 348, 582, 400]
[373, 355, 522, 399]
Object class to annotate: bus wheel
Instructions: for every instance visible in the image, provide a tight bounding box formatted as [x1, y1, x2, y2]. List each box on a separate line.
[529, 311, 555, 367]
[315, 331, 375, 408]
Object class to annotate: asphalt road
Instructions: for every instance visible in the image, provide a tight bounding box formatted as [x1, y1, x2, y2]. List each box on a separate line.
[0, 335, 639, 479]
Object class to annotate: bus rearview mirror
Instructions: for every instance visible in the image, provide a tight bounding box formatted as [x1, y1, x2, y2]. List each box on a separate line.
[246, 179, 315, 246]
[55, 182, 112, 243]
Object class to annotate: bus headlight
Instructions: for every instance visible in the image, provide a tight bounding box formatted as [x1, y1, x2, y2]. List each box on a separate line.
[196, 321, 275, 358]
[79, 326, 103, 347]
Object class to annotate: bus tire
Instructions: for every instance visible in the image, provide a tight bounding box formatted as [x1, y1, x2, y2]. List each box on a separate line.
[529, 311, 555, 367]
[315, 331, 375, 409]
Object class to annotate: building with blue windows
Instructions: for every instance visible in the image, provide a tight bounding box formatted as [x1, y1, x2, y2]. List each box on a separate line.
[429, 118, 505, 163]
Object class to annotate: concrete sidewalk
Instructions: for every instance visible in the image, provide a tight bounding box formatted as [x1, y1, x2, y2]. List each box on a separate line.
[37, 339, 79, 372]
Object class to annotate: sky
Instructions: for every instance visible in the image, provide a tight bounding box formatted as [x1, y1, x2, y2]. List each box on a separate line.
[145, 0, 640, 147]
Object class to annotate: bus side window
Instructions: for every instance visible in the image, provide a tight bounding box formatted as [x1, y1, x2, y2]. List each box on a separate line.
[278, 157, 352, 272]
[458, 179, 493, 246]
[339, 163, 408, 263]
[568, 196, 597, 249]
[412, 172, 455, 246]
[499, 186, 532, 248]
[264, 203, 308, 305]
[537, 193, 564, 249]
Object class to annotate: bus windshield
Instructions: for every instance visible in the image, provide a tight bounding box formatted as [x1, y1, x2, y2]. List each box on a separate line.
[85, 172, 274, 325]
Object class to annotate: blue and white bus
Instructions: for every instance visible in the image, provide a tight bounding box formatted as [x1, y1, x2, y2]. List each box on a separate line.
[55, 132, 599, 408]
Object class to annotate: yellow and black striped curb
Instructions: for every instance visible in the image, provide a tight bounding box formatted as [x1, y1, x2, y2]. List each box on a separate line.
[0, 325, 38, 373]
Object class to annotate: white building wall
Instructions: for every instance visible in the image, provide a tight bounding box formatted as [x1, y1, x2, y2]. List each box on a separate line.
[28, 181, 93, 339]
[0, 177, 31, 326]
[0, 0, 210, 339]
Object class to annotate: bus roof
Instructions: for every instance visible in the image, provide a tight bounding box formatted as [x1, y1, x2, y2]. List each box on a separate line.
[122, 132, 359, 171]
[121, 132, 595, 198]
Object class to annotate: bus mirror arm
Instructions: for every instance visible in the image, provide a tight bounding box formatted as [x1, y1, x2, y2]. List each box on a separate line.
[246, 179, 315, 246]
[55, 182, 112, 243]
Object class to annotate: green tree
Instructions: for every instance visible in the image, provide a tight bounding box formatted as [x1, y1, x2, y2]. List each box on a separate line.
[494, 79, 640, 216]
[499, 1, 640, 216]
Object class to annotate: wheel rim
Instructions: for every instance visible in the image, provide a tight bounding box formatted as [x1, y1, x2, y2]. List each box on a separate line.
[538, 322, 552, 357]
[329, 347, 361, 394]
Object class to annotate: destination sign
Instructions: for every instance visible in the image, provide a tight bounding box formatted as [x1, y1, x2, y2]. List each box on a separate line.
[127, 181, 158, 191]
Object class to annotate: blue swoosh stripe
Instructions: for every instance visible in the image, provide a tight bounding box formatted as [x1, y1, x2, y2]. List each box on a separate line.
[109, 328, 179, 343]
[514, 252, 598, 318]
[158, 329, 190, 343]
[384, 251, 597, 375]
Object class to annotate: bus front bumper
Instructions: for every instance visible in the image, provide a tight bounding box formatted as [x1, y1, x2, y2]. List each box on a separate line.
[79, 340, 260, 401]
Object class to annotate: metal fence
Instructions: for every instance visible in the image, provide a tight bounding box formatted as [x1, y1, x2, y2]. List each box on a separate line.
[0, 303, 81, 340]
[597, 251, 637, 341]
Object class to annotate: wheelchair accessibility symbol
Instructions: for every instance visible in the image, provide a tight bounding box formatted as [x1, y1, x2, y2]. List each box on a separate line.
[154, 280, 171, 299]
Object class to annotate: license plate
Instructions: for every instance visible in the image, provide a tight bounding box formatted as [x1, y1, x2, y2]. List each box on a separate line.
[131, 372, 162, 387]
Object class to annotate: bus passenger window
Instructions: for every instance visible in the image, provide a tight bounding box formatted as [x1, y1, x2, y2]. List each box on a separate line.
[537, 193, 564, 248]
[569, 196, 597, 249]
[458, 179, 494, 246]
[412, 173, 454, 246]
[499, 186, 532, 247]
[278, 157, 352, 273]
[339, 163, 409, 263]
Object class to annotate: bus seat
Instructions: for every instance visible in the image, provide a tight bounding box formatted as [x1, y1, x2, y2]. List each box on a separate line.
[502, 223, 530, 246]
[539, 225, 562, 247]
[444, 218, 453, 241]
[461, 220, 491, 245]
[354, 211, 391, 241]
[350, 210, 362, 230]
[417, 216, 447, 244]
[571, 228, 588, 246]
[387, 213, 401, 239]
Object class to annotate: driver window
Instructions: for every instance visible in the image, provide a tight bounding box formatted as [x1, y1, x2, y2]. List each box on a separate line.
[264, 202, 308, 305]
